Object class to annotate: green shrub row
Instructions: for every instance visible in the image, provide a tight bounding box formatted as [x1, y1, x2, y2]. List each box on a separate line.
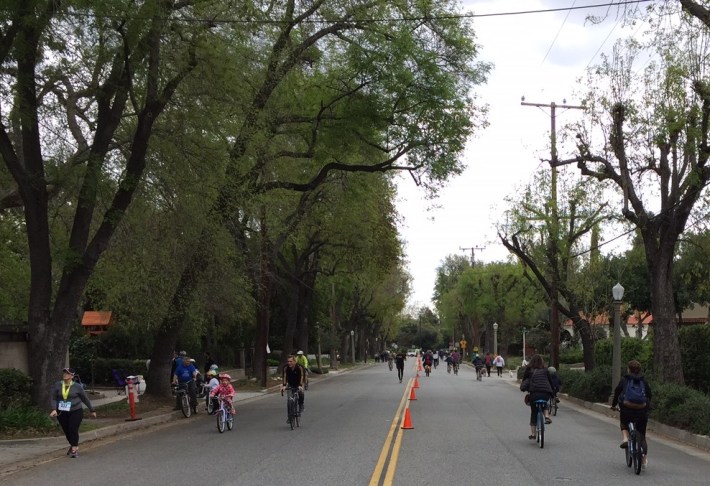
[679, 325, 710, 395]
[0, 368, 33, 411]
[559, 348, 583, 364]
[0, 406, 55, 433]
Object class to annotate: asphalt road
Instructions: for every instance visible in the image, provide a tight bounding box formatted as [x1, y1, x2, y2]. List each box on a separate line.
[5, 362, 710, 485]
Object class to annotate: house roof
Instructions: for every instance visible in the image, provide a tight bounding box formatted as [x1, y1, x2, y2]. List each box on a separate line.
[81, 311, 113, 327]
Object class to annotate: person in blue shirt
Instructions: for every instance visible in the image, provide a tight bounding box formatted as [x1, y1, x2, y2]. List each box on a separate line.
[172, 355, 198, 413]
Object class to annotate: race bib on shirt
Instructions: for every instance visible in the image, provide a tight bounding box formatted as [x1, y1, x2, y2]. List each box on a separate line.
[58, 400, 71, 412]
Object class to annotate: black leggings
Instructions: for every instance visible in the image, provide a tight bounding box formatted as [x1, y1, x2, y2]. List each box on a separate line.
[57, 408, 84, 447]
[397, 366, 404, 381]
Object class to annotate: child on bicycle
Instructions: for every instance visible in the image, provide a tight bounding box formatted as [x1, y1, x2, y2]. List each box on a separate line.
[210, 373, 236, 415]
[548, 366, 563, 402]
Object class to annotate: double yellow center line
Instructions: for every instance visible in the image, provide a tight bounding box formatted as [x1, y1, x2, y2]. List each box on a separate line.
[369, 376, 415, 486]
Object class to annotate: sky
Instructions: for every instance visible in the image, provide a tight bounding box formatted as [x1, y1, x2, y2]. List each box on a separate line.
[396, 0, 654, 310]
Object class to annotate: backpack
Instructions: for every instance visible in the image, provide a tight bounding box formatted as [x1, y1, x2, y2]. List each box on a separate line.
[622, 378, 647, 409]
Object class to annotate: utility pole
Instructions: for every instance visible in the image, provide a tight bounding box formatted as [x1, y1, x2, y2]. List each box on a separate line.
[521, 98, 584, 370]
[459, 245, 485, 266]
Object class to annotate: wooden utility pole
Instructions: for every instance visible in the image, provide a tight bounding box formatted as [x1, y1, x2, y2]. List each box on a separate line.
[521, 98, 584, 370]
[459, 245, 485, 266]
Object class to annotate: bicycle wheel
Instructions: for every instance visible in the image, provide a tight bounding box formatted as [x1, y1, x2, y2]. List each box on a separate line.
[207, 396, 216, 415]
[389, 361, 393, 371]
[227, 412, 234, 431]
[287, 395, 296, 430]
[537, 406, 545, 449]
[217, 409, 226, 433]
[632, 435, 642, 474]
[181, 393, 191, 418]
[625, 440, 632, 467]
[552, 399, 558, 416]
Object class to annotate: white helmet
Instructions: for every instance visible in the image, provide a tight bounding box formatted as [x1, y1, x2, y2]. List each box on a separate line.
[296, 350, 304, 355]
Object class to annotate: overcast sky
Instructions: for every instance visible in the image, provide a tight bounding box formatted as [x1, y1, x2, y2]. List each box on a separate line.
[396, 0, 653, 310]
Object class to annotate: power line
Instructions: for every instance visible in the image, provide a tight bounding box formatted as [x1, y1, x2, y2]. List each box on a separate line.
[542, 0, 577, 65]
[59, 1, 655, 25]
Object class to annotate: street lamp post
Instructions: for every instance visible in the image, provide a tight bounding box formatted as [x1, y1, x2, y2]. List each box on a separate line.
[350, 330, 355, 365]
[522, 327, 528, 365]
[493, 322, 499, 355]
[610, 283, 624, 403]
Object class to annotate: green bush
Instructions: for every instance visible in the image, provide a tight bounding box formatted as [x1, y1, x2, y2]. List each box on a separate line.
[559, 366, 611, 403]
[267, 359, 280, 367]
[594, 337, 652, 373]
[0, 369, 33, 410]
[559, 348, 584, 364]
[309, 367, 329, 374]
[649, 380, 710, 435]
[679, 325, 710, 395]
[0, 406, 55, 433]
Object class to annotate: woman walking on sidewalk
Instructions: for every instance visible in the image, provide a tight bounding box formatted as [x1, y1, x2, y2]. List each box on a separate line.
[49, 368, 96, 458]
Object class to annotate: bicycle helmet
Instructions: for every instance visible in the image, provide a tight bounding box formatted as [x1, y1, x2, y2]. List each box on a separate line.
[218, 373, 232, 381]
[207, 369, 217, 377]
[209, 364, 219, 371]
[548, 366, 557, 374]
[296, 350, 304, 355]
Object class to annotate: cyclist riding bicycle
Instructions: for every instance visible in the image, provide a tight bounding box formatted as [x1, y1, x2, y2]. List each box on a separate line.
[432, 352, 439, 369]
[472, 354, 484, 378]
[611, 360, 652, 469]
[450, 350, 460, 373]
[423, 352, 433, 374]
[548, 366, 563, 403]
[210, 373, 236, 415]
[172, 355, 198, 413]
[520, 354, 554, 440]
[295, 350, 310, 390]
[281, 355, 305, 413]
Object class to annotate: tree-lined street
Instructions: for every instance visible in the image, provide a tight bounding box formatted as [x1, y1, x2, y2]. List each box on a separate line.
[5, 364, 710, 485]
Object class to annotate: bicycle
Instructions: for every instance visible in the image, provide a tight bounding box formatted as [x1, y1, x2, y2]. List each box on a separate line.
[215, 396, 234, 433]
[548, 395, 558, 416]
[282, 386, 301, 430]
[475, 366, 483, 381]
[447, 362, 452, 373]
[625, 419, 645, 474]
[173, 381, 195, 418]
[424, 363, 431, 376]
[533, 399, 547, 448]
[453, 362, 459, 375]
[388, 359, 393, 371]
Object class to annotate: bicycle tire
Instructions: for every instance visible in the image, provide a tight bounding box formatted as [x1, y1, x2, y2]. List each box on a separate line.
[217, 409, 226, 433]
[227, 413, 234, 431]
[287, 394, 296, 430]
[388, 361, 393, 371]
[207, 396, 216, 415]
[537, 405, 545, 448]
[181, 393, 191, 418]
[625, 443, 632, 467]
[632, 432, 642, 474]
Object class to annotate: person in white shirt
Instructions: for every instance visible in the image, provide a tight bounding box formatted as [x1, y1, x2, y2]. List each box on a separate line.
[494, 354, 505, 377]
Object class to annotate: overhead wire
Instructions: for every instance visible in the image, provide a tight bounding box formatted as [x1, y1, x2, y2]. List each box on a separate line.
[59, 1, 656, 24]
[541, 0, 577, 65]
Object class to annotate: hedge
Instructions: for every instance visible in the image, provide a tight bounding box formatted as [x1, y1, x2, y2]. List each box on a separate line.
[0, 368, 33, 410]
[679, 325, 710, 395]
[70, 358, 148, 386]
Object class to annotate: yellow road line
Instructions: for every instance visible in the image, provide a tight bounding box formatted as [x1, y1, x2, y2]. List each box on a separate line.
[369, 378, 413, 486]
[383, 399, 409, 485]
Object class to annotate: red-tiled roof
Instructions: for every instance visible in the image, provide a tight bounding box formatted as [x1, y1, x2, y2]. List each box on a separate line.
[81, 311, 113, 327]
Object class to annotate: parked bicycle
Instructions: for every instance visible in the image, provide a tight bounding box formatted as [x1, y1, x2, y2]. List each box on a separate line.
[282, 385, 301, 430]
[216, 396, 234, 433]
[533, 399, 547, 448]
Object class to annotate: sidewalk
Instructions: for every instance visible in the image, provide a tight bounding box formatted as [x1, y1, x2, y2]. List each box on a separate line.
[0, 366, 357, 478]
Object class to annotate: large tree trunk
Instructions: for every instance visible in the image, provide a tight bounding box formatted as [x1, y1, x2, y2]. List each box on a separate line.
[647, 249, 684, 383]
[570, 315, 596, 371]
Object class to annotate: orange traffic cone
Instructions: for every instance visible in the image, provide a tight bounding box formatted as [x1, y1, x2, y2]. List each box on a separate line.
[409, 386, 417, 400]
[401, 407, 414, 429]
[413, 376, 420, 389]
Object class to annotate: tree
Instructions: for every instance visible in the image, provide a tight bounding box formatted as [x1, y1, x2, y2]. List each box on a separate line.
[499, 169, 610, 370]
[558, 21, 710, 382]
[145, 0, 490, 388]
[0, 1, 201, 406]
